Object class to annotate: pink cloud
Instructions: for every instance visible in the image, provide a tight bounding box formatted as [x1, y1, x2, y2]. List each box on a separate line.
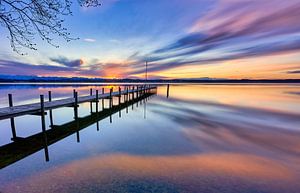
[190, 0, 300, 37]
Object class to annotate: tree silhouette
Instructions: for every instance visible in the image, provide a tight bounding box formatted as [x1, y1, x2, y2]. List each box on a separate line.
[0, 0, 100, 55]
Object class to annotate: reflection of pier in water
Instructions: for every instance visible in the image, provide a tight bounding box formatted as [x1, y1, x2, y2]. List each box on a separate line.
[0, 86, 156, 169]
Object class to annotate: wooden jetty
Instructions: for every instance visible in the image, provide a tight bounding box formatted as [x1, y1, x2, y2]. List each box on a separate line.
[0, 85, 156, 120]
[0, 85, 157, 141]
[0, 91, 155, 169]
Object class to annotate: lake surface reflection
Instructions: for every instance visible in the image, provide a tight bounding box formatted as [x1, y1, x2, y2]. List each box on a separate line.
[0, 84, 300, 193]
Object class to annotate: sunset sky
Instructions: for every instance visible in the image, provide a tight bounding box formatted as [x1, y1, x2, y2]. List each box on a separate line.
[0, 0, 300, 79]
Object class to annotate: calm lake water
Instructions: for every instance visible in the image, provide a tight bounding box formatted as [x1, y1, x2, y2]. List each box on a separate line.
[0, 84, 300, 193]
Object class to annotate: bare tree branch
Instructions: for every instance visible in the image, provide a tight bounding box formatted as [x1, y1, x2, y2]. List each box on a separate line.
[0, 0, 101, 55]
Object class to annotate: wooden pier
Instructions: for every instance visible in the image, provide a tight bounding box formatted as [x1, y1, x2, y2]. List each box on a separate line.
[0, 90, 155, 169]
[0, 85, 156, 142]
[0, 85, 156, 120]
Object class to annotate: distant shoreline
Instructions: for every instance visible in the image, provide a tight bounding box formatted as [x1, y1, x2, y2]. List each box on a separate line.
[0, 79, 300, 85]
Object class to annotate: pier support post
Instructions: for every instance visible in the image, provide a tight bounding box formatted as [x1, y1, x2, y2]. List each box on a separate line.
[74, 91, 80, 143]
[48, 91, 54, 128]
[110, 88, 113, 108]
[95, 89, 99, 131]
[102, 88, 105, 110]
[8, 94, 17, 140]
[90, 88, 93, 113]
[40, 95, 49, 161]
[118, 87, 121, 117]
[126, 87, 129, 113]
[118, 87, 121, 105]
[96, 90, 99, 113]
[109, 88, 113, 123]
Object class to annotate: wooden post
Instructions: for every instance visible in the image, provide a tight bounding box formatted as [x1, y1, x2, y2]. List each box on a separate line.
[96, 90, 99, 113]
[135, 86, 137, 98]
[126, 87, 129, 102]
[109, 88, 113, 123]
[8, 94, 17, 140]
[90, 88, 93, 113]
[118, 87, 121, 118]
[48, 91, 54, 128]
[144, 98, 146, 119]
[126, 87, 129, 113]
[40, 95, 46, 133]
[130, 86, 135, 110]
[118, 87, 121, 105]
[74, 91, 80, 143]
[110, 88, 113, 108]
[102, 88, 105, 110]
[74, 91, 78, 117]
[167, 84, 170, 98]
[132, 86, 135, 99]
[40, 95, 49, 162]
[96, 89, 99, 131]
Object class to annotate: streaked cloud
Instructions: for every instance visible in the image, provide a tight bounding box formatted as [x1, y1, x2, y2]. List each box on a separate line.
[130, 0, 300, 75]
[0, 59, 132, 78]
[287, 70, 300, 74]
[50, 56, 84, 67]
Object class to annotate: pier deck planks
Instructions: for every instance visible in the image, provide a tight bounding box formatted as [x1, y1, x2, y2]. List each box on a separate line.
[0, 86, 156, 120]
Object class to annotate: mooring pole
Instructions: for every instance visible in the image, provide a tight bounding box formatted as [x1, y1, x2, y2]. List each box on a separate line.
[8, 94, 17, 140]
[48, 91, 54, 128]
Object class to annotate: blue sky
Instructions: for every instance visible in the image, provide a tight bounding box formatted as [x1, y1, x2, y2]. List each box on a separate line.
[0, 0, 300, 79]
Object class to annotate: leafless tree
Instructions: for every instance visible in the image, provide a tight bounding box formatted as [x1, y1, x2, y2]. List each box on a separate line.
[0, 0, 100, 55]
